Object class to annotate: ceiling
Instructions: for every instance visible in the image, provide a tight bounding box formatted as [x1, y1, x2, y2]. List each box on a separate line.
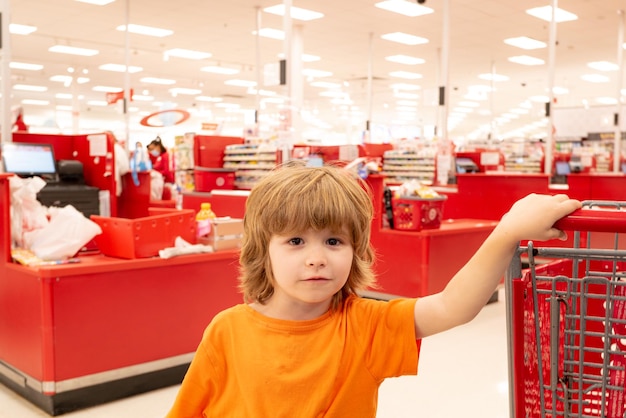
[7, 0, 626, 144]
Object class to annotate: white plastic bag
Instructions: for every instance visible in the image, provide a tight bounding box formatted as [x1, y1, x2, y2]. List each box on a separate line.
[25, 205, 102, 260]
[9, 176, 49, 248]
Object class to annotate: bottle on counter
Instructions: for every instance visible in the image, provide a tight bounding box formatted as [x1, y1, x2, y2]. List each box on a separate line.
[196, 202, 217, 238]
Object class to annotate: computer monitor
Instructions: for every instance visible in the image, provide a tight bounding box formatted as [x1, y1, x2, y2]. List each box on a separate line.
[1, 142, 57, 178]
[555, 161, 571, 176]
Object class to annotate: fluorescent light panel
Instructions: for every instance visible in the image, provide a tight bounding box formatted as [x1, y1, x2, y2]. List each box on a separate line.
[504, 36, 546, 50]
[14, 84, 48, 92]
[581, 74, 610, 83]
[22, 99, 50, 105]
[587, 61, 619, 71]
[381, 32, 428, 45]
[49, 45, 99, 56]
[116, 24, 173, 37]
[386, 55, 425, 65]
[164, 48, 211, 60]
[225, 79, 257, 87]
[255, 28, 285, 40]
[201, 66, 240, 75]
[389, 71, 422, 80]
[10, 62, 43, 70]
[375, 1, 434, 17]
[263, 4, 324, 21]
[526, 6, 578, 23]
[99, 63, 143, 73]
[9, 24, 37, 35]
[508, 55, 545, 66]
[140, 76, 176, 85]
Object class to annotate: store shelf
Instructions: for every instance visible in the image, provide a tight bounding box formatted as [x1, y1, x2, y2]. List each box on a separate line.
[382, 149, 435, 184]
[222, 144, 277, 189]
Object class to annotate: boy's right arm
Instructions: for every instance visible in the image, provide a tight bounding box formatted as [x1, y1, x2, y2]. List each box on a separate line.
[412, 193, 581, 340]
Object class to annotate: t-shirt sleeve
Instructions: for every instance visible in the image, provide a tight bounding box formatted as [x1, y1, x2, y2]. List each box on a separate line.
[165, 328, 218, 418]
[354, 297, 419, 380]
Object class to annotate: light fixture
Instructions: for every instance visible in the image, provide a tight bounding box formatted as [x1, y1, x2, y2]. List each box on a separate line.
[49, 45, 99, 56]
[164, 48, 212, 60]
[381, 32, 428, 46]
[9, 24, 37, 35]
[504, 37, 546, 50]
[253, 28, 285, 40]
[22, 99, 50, 106]
[526, 6, 578, 23]
[587, 61, 619, 72]
[389, 71, 423, 80]
[13, 84, 48, 92]
[169, 87, 202, 95]
[10, 62, 43, 71]
[225, 79, 257, 87]
[263, 4, 324, 21]
[201, 66, 240, 75]
[581, 74, 610, 83]
[116, 24, 173, 37]
[132, 95, 155, 101]
[375, 1, 433, 17]
[140, 77, 176, 85]
[310, 81, 342, 89]
[75, 0, 115, 4]
[508, 55, 545, 66]
[386, 55, 425, 65]
[93, 85, 125, 92]
[99, 63, 143, 73]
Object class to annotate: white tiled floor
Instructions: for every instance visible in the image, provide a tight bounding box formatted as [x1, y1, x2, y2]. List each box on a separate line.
[0, 289, 510, 418]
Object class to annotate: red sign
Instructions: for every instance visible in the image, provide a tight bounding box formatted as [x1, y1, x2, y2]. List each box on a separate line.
[106, 89, 134, 105]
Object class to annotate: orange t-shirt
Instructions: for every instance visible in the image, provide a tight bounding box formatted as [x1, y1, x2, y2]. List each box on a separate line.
[166, 295, 419, 418]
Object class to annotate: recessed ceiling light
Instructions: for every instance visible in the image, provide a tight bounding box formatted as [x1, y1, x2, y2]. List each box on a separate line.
[116, 24, 173, 37]
[99, 63, 143, 73]
[587, 61, 619, 71]
[93, 85, 125, 92]
[504, 36, 546, 50]
[526, 6, 578, 23]
[381, 32, 428, 45]
[201, 66, 240, 75]
[310, 81, 342, 89]
[479, 73, 510, 82]
[225, 79, 257, 87]
[164, 48, 212, 60]
[581, 74, 610, 83]
[10, 62, 43, 71]
[13, 84, 48, 92]
[75, 0, 115, 4]
[9, 24, 37, 35]
[196, 96, 223, 102]
[169, 87, 202, 95]
[263, 4, 324, 21]
[303, 69, 333, 78]
[253, 28, 285, 40]
[375, 1, 433, 17]
[140, 77, 176, 85]
[22, 99, 50, 106]
[385, 55, 425, 65]
[508, 55, 545, 66]
[595, 97, 618, 105]
[389, 71, 422, 80]
[49, 45, 99, 56]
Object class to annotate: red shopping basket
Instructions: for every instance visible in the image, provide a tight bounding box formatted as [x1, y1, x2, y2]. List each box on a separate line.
[391, 196, 446, 231]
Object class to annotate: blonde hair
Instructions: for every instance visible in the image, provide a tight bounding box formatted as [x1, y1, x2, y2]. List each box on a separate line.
[238, 162, 376, 310]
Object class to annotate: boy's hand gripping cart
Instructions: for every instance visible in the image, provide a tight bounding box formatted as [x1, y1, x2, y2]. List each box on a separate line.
[506, 201, 626, 418]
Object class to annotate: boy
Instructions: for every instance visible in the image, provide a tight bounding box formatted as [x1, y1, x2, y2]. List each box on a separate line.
[166, 162, 581, 417]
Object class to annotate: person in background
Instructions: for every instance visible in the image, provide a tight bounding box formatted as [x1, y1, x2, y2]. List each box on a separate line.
[165, 162, 581, 418]
[147, 136, 174, 184]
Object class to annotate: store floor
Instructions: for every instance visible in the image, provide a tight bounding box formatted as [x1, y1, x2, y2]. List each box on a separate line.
[0, 289, 510, 418]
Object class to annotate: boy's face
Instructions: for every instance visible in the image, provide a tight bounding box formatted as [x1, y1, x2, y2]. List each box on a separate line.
[265, 227, 353, 320]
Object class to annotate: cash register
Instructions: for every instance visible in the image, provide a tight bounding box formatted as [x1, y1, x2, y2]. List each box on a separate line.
[1, 142, 100, 217]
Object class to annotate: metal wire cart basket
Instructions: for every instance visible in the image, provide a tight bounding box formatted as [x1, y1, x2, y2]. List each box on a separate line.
[505, 201, 626, 418]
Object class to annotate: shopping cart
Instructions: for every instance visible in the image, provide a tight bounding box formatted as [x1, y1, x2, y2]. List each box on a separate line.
[505, 201, 626, 418]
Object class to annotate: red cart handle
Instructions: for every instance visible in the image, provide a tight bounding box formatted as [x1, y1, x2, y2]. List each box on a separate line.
[554, 208, 626, 233]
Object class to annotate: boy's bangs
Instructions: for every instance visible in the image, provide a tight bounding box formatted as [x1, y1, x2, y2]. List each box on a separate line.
[264, 173, 361, 236]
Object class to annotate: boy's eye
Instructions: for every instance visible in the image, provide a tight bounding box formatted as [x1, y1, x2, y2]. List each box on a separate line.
[327, 238, 341, 246]
[288, 237, 303, 245]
